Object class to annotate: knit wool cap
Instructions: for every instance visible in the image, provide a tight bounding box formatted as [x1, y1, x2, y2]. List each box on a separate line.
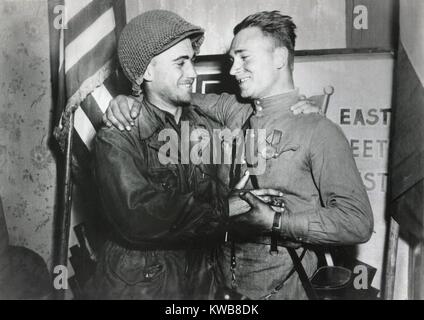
[118, 10, 205, 86]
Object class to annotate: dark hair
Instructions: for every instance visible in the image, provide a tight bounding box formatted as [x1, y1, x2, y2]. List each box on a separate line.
[233, 11, 297, 68]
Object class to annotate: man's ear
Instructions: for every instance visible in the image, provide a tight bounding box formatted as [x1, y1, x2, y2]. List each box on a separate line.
[274, 47, 289, 70]
[143, 61, 154, 82]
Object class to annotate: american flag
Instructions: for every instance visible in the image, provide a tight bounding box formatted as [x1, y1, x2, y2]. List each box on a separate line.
[50, 0, 127, 166]
[48, 0, 127, 298]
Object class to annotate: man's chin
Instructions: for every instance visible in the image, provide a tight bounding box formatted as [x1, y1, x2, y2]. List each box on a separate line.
[239, 90, 252, 99]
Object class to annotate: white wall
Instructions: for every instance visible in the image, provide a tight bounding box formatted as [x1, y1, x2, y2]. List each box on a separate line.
[126, 0, 347, 53]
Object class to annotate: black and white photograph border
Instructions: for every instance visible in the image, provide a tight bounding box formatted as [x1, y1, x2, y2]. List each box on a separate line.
[0, 0, 423, 306]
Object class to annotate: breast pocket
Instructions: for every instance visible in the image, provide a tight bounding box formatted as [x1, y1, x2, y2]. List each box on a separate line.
[149, 166, 180, 192]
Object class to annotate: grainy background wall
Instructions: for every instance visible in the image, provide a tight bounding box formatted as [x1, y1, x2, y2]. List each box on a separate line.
[127, 0, 347, 53]
[0, 0, 55, 266]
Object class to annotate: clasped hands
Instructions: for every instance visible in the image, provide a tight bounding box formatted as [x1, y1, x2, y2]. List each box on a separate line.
[228, 171, 284, 235]
[229, 172, 302, 248]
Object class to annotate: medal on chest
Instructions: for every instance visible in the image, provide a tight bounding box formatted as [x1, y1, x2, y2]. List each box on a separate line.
[257, 129, 300, 160]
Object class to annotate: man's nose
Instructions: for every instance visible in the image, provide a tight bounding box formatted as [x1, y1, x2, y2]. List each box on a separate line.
[185, 61, 197, 78]
[229, 59, 241, 76]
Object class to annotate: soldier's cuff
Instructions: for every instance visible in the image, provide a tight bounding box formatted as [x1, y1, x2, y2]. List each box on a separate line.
[280, 210, 309, 242]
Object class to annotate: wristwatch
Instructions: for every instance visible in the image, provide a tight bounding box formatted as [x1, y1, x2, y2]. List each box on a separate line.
[272, 210, 283, 233]
[270, 210, 283, 255]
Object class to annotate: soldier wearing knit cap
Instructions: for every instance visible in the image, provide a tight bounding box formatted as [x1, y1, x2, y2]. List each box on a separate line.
[118, 10, 204, 94]
[89, 10, 281, 300]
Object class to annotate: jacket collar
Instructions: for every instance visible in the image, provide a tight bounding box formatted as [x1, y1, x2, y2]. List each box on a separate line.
[138, 99, 201, 165]
[136, 98, 178, 140]
[252, 89, 300, 116]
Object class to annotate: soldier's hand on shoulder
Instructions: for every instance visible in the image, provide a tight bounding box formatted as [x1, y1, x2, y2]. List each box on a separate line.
[103, 95, 142, 131]
[290, 95, 321, 115]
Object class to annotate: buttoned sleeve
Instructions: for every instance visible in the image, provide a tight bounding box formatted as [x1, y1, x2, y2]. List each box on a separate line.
[191, 92, 252, 130]
[93, 128, 228, 247]
[280, 118, 374, 245]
